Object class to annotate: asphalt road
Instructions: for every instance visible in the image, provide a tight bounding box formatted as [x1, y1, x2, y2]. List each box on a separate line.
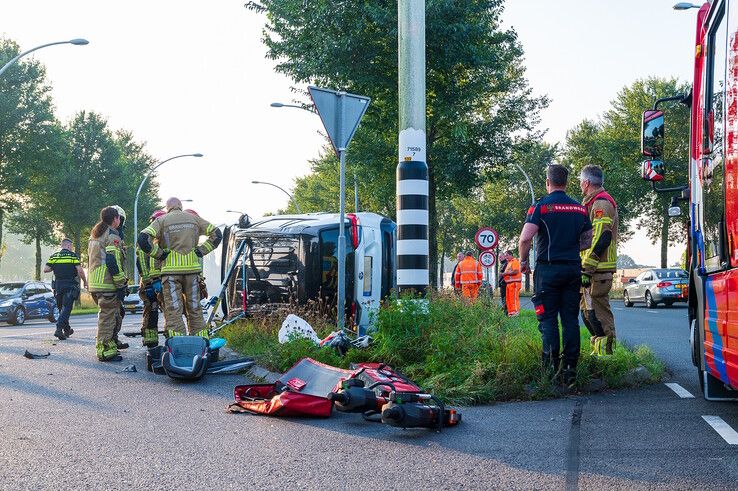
[1, 304, 738, 490]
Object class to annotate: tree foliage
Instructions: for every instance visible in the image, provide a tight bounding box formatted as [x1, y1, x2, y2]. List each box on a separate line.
[0, 39, 58, 266]
[561, 77, 690, 266]
[247, 0, 547, 285]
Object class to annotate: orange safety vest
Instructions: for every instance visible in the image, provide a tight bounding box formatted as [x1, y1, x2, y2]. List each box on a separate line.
[454, 257, 483, 287]
[504, 258, 522, 283]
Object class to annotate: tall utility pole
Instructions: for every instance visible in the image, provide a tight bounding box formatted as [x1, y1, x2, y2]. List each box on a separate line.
[397, 0, 429, 295]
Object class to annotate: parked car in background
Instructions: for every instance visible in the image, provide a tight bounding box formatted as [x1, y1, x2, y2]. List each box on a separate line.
[123, 285, 143, 314]
[623, 268, 689, 308]
[0, 281, 59, 325]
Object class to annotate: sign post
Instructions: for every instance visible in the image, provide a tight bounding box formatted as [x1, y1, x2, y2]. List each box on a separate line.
[309, 86, 370, 332]
[475, 227, 499, 298]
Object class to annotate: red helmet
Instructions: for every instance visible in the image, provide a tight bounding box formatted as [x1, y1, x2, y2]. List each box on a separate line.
[184, 209, 199, 217]
[150, 209, 166, 222]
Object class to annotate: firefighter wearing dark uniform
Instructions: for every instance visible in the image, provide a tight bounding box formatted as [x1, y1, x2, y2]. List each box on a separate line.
[44, 238, 87, 340]
[88, 206, 128, 362]
[518, 164, 593, 386]
[579, 165, 618, 355]
[136, 209, 166, 347]
[138, 197, 222, 338]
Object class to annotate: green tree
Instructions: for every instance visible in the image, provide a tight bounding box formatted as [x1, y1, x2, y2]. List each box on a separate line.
[562, 77, 690, 267]
[0, 38, 57, 268]
[247, 0, 547, 286]
[6, 204, 57, 280]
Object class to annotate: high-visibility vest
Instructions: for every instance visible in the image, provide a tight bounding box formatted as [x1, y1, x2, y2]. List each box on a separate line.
[582, 190, 618, 273]
[504, 258, 522, 283]
[455, 257, 483, 286]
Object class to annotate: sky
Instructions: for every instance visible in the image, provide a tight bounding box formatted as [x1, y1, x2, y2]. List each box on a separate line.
[0, 0, 701, 267]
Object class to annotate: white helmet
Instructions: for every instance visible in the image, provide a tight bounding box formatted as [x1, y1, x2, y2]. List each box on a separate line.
[111, 205, 126, 224]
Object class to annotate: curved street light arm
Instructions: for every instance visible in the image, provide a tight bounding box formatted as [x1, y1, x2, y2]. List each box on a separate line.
[252, 181, 302, 213]
[0, 39, 88, 78]
[133, 153, 203, 285]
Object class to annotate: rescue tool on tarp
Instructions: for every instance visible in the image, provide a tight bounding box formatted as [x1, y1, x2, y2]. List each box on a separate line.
[228, 358, 461, 431]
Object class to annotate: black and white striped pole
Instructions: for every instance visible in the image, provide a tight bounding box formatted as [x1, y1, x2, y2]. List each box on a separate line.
[397, 0, 429, 294]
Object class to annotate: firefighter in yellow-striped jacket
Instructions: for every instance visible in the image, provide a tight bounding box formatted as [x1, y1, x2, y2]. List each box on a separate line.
[137, 197, 222, 338]
[579, 165, 618, 355]
[88, 206, 128, 362]
[136, 209, 166, 347]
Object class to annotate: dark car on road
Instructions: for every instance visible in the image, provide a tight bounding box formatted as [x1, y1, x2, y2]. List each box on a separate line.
[623, 268, 689, 308]
[0, 281, 59, 325]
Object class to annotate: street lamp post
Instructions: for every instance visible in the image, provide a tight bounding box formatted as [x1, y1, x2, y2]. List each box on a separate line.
[512, 163, 536, 291]
[673, 2, 701, 10]
[251, 180, 302, 213]
[133, 153, 203, 285]
[0, 38, 89, 78]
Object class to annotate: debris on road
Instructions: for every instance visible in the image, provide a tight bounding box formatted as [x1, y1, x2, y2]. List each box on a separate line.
[278, 314, 320, 344]
[23, 350, 50, 359]
[118, 364, 137, 373]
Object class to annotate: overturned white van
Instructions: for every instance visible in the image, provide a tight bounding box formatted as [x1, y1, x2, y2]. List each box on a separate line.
[220, 212, 396, 334]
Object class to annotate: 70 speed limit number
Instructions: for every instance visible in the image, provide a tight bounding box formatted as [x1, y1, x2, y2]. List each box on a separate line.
[475, 227, 499, 251]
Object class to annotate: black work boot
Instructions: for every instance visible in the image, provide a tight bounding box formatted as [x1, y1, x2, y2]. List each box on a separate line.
[53, 327, 67, 340]
[99, 354, 123, 362]
[114, 338, 129, 350]
[63, 326, 74, 337]
[562, 364, 577, 389]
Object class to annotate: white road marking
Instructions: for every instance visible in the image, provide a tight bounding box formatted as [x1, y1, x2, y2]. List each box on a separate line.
[647, 310, 658, 314]
[665, 383, 694, 399]
[703, 416, 738, 445]
[0, 327, 97, 338]
[614, 307, 623, 311]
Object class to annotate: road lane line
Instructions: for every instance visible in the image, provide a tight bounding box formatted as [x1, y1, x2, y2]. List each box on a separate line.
[647, 310, 658, 314]
[702, 416, 738, 445]
[0, 327, 97, 338]
[665, 383, 694, 398]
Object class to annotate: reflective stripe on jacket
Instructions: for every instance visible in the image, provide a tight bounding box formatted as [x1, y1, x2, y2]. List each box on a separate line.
[454, 257, 483, 287]
[503, 258, 522, 283]
[581, 189, 618, 273]
[88, 227, 126, 292]
[142, 208, 219, 275]
[136, 248, 161, 282]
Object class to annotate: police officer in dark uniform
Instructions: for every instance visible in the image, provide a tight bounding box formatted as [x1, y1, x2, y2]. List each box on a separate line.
[44, 238, 88, 340]
[518, 164, 593, 386]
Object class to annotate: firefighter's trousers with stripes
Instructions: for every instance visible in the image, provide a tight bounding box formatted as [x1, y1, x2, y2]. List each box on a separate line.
[161, 274, 206, 336]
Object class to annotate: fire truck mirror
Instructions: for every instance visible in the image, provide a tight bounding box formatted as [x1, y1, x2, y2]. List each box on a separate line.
[641, 110, 665, 157]
[641, 159, 665, 182]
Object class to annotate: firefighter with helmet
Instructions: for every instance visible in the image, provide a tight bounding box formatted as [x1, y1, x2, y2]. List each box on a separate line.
[137, 198, 222, 338]
[454, 251, 483, 300]
[88, 206, 128, 361]
[137, 209, 166, 347]
[109, 204, 130, 349]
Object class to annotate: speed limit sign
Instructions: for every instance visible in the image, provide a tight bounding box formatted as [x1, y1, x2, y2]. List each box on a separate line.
[479, 251, 496, 267]
[475, 227, 499, 251]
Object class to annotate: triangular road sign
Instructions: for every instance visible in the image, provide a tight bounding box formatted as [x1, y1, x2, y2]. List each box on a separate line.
[308, 86, 370, 156]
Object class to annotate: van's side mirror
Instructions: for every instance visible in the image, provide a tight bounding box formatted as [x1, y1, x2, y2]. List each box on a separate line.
[642, 110, 665, 157]
[641, 160, 665, 181]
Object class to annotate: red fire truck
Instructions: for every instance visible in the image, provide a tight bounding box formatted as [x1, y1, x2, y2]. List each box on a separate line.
[641, 1, 738, 399]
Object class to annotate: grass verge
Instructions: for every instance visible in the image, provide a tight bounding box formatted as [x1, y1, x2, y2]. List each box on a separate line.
[222, 293, 664, 405]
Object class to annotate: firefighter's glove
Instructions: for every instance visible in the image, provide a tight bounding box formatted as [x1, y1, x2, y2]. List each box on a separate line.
[144, 286, 156, 303]
[581, 273, 592, 288]
[151, 279, 162, 294]
[116, 287, 128, 302]
[194, 247, 204, 258]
